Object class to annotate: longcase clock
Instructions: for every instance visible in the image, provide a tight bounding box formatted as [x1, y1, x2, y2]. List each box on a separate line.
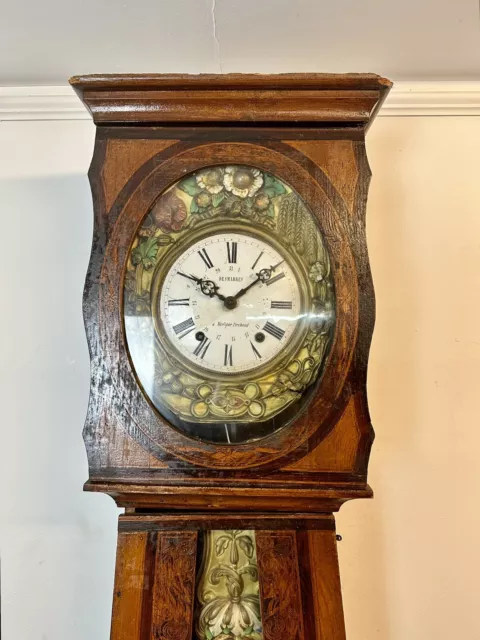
[71, 73, 392, 640]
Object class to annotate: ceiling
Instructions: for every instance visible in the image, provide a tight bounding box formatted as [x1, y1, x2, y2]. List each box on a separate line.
[2, 0, 480, 85]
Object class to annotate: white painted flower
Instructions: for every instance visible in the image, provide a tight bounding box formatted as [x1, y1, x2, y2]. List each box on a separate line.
[309, 261, 327, 283]
[196, 168, 225, 194]
[223, 166, 263, 198]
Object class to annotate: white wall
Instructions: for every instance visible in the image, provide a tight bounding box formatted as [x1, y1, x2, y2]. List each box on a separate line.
[341, 116, 480, 639]
[0, 120, 118, 640]
[0, 113, 479, 639]
[3, 0, 480, 83]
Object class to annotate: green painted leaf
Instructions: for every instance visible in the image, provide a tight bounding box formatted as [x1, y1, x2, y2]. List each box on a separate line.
[266, 203, 275, 218]
[206, 629, 214, 640]
[178, 176, 202, 196]
[190, 199, 200, 214]
[264, 173, 287, 197]
[243, 626, 254, 636]
[144, 236, 159, 260]
[132, 236, 159, 266]
[262, 187, 275, 198]
[212, 191, 226, 207]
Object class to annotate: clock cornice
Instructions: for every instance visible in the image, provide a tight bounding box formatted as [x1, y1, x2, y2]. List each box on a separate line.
[70, 72, 392, 128]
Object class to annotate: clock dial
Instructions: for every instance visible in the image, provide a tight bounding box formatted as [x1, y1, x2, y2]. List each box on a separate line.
[123, 164, 335, 444]
[159, 233, 301, 374]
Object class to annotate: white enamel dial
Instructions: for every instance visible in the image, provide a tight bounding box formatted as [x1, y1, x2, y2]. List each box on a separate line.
[159, 232, 302, 374]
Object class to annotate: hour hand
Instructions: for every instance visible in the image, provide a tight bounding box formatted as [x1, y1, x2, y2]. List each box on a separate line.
[177, 272, 226, 301]
[199, 279, 225, 300]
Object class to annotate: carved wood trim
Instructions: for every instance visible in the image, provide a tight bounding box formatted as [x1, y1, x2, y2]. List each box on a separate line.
[110, 528, 198, 640]
[256, 531, 306, 640]
[151, 532, 198, 640]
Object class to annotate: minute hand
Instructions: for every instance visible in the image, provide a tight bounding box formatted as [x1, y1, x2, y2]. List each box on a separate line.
[233, 275, 261, 300]
[233, 260, 285, 300]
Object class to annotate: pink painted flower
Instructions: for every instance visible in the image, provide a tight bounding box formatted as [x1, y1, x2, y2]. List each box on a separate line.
[151, 192, 187, 233]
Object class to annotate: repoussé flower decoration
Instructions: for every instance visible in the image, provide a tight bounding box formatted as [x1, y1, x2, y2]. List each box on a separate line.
[309, 261, 327, 283]
[253, 192, 270, 213]
[196, 168, 225, 194]
[224, 166, 263, 198]
[151, 191, 187, 233]
[195, 191, 213, 208]
[199, 566, 262, 640]
[192, 384, 264, 419]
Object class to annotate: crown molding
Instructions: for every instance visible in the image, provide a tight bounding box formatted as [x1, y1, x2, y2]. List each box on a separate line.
[0, 86, 90, 121]
[1, 82, 480, 121]
[384, 81, 480, 116]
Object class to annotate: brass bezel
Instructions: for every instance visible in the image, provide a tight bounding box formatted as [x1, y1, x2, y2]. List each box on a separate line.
[150, 218, 311, 383]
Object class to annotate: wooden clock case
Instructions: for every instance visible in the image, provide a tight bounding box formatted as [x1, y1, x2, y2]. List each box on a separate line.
[71, 73, 392, 640]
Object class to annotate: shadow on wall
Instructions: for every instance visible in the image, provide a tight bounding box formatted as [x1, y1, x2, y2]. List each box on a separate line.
[337, 121, 420, 640]
[0, 174, 119, 640]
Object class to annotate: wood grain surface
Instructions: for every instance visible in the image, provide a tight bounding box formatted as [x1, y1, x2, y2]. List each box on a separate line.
[110, 531, 149, 640]
[110, 528, 197, 640]
[297, 530, 347, 640]
[70, 73, 391, 126]
[151, 532, 198, 640]
[256, 526, 346, 640]
[110, 515, 348, 640]
[118, 512, 336, 532]
[256, 530, 306, 640]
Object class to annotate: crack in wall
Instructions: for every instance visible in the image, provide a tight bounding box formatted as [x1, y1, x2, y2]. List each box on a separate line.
[211, 0, 224, 73]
